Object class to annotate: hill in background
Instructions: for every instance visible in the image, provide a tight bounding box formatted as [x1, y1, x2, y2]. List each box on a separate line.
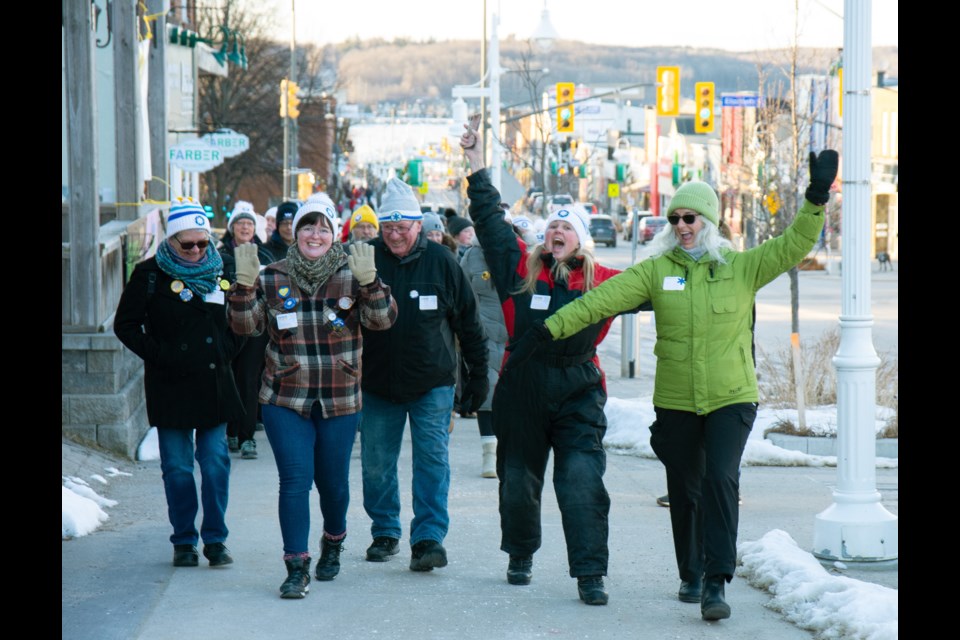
[329, 38, 897, 110]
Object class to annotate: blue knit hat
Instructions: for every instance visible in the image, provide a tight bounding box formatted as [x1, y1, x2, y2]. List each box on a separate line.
[166, 197, 210, 238]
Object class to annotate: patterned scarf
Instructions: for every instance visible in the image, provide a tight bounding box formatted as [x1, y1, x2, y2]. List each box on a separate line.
[286, 242, 347, 296]
[156, 238, 224, 296]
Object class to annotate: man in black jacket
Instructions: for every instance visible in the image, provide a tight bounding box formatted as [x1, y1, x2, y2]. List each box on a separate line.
[360, 178, 488, 572]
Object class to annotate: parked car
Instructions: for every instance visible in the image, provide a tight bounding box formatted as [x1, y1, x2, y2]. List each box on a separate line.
[577, 201, 599, 216]
[588, 214, 617, 248]
[622, 210, 653, 241]
[639, 216, 668, 244]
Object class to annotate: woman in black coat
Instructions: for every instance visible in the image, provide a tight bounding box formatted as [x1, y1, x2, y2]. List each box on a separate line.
[114, 197, 245, 568]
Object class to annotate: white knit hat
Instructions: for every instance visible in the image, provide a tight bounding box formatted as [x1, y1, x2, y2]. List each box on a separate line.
[511, 215, 538, 246]
[228, 200, 257, 231]
[293, 192, 339, 237]
[378, 178, 423, 223]
[264, 206, 278, 220]
[166, 197, 211, 238]
[545, 204, 591, 249]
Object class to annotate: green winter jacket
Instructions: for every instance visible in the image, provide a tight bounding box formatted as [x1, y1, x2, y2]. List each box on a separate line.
[545, 200, 825, 415]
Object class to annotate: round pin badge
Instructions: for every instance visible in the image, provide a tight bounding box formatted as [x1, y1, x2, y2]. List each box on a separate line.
[327, 312, 337, 322]
[170, 280, 185, 293]
[278, 286, 291, 298]
[219, 279, 230, 291]
[179, 288, 194, 302]
[481, 271, 491, 280]
[283, 297, 298, 310]
[338, 297, 354, 310]
[409, 290, 419, 299]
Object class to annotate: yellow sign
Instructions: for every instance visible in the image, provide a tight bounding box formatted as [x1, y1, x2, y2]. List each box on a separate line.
[764, 192, 781, 215]
[608, 183, 620, 198]
[419, 183, 429, 195]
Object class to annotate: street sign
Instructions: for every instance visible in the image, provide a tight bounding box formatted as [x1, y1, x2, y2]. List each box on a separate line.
[201, 129, 250, 158]
[169, 139, 225, 172]
[721, 93, 762, 108]
[608, 183, 620, 198]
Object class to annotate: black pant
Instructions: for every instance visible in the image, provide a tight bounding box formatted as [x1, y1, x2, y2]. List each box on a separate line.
[649, 403, 756, 582]
[227, 332, 268, 444]
[492, 360, 610, 577]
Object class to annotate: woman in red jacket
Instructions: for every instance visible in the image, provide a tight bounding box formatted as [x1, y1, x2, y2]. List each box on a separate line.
[461, 127, 620, 605]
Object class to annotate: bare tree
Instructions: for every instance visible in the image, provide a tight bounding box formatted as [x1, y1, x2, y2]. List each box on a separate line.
[196, 0, 288, 225]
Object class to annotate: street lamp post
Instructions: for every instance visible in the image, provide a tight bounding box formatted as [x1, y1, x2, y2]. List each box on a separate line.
[452, 6, 556, 194]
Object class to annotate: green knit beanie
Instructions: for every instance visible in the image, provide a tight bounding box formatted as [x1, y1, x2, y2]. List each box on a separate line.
[666, 181, 719, 226]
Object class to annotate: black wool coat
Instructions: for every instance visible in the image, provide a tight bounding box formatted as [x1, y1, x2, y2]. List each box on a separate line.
[114, 256, 246, 430]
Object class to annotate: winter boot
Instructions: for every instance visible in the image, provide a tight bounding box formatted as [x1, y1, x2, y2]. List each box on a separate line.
[481, 437, 497, 478]
[577, 576, 609, 605]
[315, 535, 345, 581]
[280, 555, 311, 599]
[701, 575, 731, 620]
[507, 555, 533, 585]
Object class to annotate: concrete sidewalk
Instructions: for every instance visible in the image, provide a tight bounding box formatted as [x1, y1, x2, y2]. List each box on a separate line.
[62, 406, 897, 640]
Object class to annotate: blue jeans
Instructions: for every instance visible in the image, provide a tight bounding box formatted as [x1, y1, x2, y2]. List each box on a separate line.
[262, 403, 360, 555]
[157, 424, 230, 546]
[361, 387, 454, 546]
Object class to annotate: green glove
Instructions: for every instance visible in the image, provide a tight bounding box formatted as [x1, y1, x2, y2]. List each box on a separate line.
[348, 242, 377, 286]
[234, 243, 260, 287]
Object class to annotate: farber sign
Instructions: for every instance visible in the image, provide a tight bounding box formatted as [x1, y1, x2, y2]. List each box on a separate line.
[169, 140, 225, 172]
[201, 129, 250, 158]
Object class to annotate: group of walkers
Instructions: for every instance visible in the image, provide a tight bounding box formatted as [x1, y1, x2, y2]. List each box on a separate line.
[113, 124, 838, 620]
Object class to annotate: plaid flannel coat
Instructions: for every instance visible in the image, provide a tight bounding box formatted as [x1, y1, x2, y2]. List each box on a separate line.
[227, 257, 397, 418]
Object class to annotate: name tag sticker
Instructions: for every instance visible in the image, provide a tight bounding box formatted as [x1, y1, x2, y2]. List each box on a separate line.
[419, 295, 438, 311]
[277, 312, 298, 330]
[530, 294, 551, 310]
[204, 291, 225, 305]
[663, 276, 686, 291]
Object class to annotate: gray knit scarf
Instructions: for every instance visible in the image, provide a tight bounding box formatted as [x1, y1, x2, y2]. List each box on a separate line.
[286, 242, 347, 296]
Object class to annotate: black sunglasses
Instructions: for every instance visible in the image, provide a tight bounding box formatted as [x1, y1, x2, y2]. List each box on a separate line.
[174, 238, 210, 250]
[667, 213, 700, 225]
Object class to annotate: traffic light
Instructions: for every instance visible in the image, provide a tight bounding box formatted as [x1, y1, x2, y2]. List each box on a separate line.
[556, 82, 575, 133]
[297, 172, 315, 201]
[286, 80, 301, 119]
[280, 79, 288, 118]
[694, 82, 715, 133]
[656, 66, 680, 117]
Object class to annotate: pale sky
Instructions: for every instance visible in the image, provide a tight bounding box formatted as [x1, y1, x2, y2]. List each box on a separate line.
[280, 0, 898, 52]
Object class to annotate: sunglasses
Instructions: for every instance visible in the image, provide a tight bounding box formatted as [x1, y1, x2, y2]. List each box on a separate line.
[174, 238, 210, 250]
[667, 213, 700, 225]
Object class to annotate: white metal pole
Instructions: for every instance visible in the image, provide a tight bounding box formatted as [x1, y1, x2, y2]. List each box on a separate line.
[813, 0, 897, 562]
[489, 13, 503, 192]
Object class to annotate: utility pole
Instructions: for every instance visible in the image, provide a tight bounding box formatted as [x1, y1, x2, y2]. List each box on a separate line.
[283, 0, 297, 200]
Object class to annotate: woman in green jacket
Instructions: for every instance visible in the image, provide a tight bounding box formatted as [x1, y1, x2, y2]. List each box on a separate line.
[505, 151, 838, 621]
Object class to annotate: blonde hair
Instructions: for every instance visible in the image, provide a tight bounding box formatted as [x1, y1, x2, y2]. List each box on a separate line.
[517, 244, 598, 295]
[647, 217, 735, 264]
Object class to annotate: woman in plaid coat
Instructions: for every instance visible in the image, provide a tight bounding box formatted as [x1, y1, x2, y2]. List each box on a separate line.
[228, 193, 397, 599]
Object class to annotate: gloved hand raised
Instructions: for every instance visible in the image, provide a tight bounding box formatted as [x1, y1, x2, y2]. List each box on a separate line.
[234, 243, 261, 287]
[458, 373, 490, 415]
[503, 322, 553, 374]
[804, 149, 839, 206]
[348, 242, 378, 286]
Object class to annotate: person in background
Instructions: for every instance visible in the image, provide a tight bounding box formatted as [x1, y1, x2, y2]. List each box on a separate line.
[446, 215, 475, 258]
[458, 214, 515, 478]
[461, 127, 620, 606]
[264, 206, 278, 239]
[265, 201, 298, 260]
[518, 152, 838, 621]
[346, 204, 379, 244]
[228, 193, 398, 599]
[421, 212, 446, 244]
[114, 196, 244, 569]
[359, 178, 488, 573]
[219, 201, 275, 459]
